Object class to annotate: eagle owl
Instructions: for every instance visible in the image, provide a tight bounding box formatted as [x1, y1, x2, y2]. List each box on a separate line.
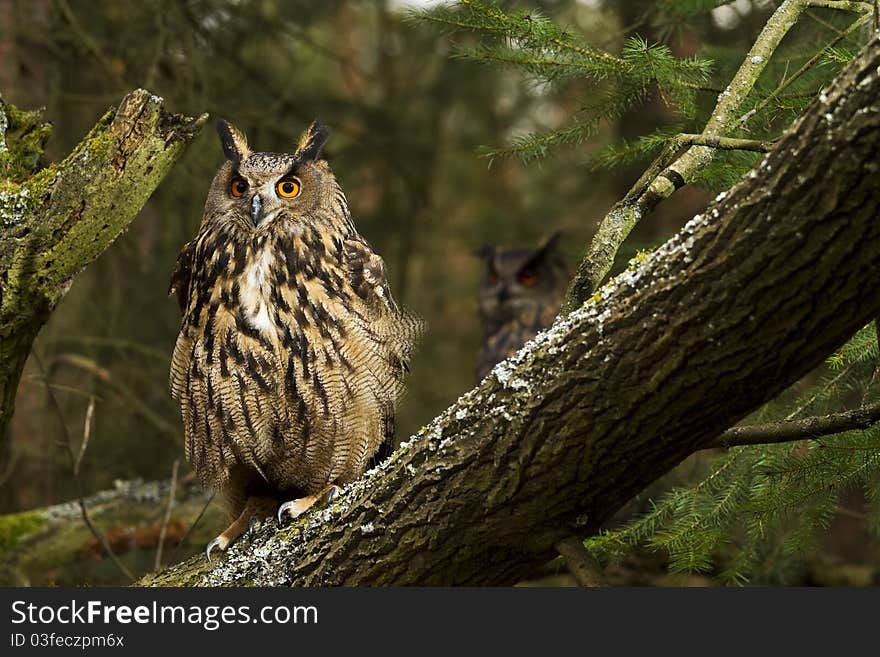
[476, 233, 568, 381]
[169, 119, 421, 558]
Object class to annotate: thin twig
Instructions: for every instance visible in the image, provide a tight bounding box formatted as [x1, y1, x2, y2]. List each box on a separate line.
[74, 395, 95, 477]
[733, 14, 870, 131]
[50, 353, 179, 440]
[712, 401, 880, 449]
[554, 535, 607, 587]
[809, 0, 873, 12]
[54, 0, 126, 88]
[167, 491, 216, 567]
[154, 459, 180, 572]
[32, 352, 134, 581]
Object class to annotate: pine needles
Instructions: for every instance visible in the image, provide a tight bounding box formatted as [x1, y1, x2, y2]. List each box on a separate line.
[411, 1, 713, 164]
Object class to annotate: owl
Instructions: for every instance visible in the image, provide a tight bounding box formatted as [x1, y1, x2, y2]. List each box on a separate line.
[476, 233, 568, 381]
[169, 119, 422, 559]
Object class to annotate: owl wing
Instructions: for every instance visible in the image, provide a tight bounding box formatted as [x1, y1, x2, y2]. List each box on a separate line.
[168, 239, 196, 314]
[343, 238, 399, 314]
[342, 238, 425, 466]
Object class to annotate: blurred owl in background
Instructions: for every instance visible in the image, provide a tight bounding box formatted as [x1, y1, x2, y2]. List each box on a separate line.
[476, 233, 568, 381]
[169, 119, 422, 559]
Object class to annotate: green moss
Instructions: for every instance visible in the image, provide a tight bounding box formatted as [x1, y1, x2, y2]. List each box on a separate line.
[628, 248, 653, 267]
[0, 102, 52, 181]
[0, 511, 45, 553]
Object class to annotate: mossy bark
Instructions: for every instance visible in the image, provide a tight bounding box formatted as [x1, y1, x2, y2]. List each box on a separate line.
[141, 37, 880, 586]
[0, 89, 207, 453]
[0, 478, 224, 586]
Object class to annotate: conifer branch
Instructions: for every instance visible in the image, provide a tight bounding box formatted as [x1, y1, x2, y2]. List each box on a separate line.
[712, 402, 880, 449]
[733, 13, 871, 131]
[560, 0, 812, 315]
[458, 0, 624, 67]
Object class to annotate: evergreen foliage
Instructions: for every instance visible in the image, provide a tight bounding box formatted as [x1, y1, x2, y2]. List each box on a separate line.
[414, 0, 873, 188]
[413, 0, 713, 163]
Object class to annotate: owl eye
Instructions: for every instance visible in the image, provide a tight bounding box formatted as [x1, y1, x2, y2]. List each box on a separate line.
[276, 177, 302, 198]
[230, 176, 248, 198]
[517, 268, 538, 287]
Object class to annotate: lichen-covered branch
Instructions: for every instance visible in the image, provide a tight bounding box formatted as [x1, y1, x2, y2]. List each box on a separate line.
[140, 37, 880, 587]
[0, 478, 223, 586]
[560, 0, 816, 315]
[0, 89, 207, 452]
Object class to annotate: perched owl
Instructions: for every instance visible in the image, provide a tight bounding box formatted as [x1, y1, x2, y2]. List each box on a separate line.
[476, 233, 568, 381]
[169, 119, 421, 559]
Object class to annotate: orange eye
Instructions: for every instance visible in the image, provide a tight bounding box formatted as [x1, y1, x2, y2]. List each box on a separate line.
[276, 177, 301, 198]
[230, 176, 248, 198]
[487, 271, 499, 286]
[517, 269, 538, 287]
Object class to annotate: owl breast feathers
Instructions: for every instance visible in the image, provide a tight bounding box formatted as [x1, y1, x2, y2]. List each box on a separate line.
[169, 119, 422, 501]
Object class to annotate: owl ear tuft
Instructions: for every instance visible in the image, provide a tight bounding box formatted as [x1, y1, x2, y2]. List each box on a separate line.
[295, 120, 330, 162]
[215, 119, 251, 167]
[537, 231, 562, 255]
[522, 232, 563, 271]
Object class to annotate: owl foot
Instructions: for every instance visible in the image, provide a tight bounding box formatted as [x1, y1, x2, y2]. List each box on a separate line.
[205, 495, 277, 562]
[277, 484, 340, 524]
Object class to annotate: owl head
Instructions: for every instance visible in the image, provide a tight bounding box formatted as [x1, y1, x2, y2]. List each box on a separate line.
[203, 119, 340, 230]
[477, 232, 568, 325]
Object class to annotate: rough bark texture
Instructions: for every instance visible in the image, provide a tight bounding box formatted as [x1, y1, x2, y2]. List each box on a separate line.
[138, 37, 880, 587]
[0, 90, 207, 449]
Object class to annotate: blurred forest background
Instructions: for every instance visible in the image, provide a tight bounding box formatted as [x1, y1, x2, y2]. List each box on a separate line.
[1, 0, 877, 585]
[1, 0, 712, 512]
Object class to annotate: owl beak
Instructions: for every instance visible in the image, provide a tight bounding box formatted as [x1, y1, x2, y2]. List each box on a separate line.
[250, 194, 263, 226]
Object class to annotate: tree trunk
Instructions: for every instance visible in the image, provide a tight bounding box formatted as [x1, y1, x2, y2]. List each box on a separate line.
[135, 37, 877, 586]
[0, 89, 206, 449]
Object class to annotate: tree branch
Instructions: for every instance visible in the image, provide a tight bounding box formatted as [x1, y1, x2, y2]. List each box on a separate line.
[139, 36, 880, 587]
[732, 13, 871, 131]
[672, 134, 775, 152]
[0, 89, 207, 451]
[713, 402, 880, 449]
[809, 0, 873, 12]
[555, 536, 607, 587]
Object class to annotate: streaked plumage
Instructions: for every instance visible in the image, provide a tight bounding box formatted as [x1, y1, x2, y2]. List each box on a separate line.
[169, 120, 421, 555]
[476, 233, 568, 381]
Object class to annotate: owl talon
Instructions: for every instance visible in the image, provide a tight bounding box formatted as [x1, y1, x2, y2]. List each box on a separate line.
[277, 500, 297, 525]
[205, 536, 228, 562]
[326, 485, 339, 504]
[247, 516, 259, 540]
[277, 489, 331, 525]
